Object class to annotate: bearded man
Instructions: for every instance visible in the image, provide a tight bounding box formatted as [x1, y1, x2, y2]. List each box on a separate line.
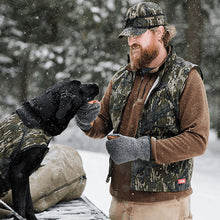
[75, 2, 210, 220]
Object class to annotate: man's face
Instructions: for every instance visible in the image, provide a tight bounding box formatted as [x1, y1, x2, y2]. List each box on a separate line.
[128, 29, 159, 71]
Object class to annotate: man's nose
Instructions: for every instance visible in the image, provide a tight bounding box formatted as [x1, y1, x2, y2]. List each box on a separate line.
[128, 36, 136, 46]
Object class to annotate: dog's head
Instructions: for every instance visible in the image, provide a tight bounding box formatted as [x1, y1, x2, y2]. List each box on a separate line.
[55, 80, 99, 120]
[23, 80, 99, 136]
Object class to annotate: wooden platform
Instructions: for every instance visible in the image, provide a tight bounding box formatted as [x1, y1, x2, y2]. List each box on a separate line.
[3, 196, 109, 220]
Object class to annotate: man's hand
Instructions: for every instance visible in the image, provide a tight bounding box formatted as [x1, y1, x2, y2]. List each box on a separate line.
[106, 134, 151, 165]
[75, 100, 100, 131]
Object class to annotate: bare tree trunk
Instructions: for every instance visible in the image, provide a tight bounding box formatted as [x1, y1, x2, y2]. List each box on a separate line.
[184, 0, 203, 64]
[163, 0, 178, 21]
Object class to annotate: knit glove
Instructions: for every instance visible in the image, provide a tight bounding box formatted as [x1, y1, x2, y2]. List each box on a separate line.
[75, 100, 100, 131]
[106, 134, 151, 165]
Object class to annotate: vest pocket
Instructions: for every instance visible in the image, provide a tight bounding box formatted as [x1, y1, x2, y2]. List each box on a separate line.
[131, 158, 193, 192]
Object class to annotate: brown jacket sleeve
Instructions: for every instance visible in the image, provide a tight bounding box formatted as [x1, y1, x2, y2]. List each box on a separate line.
[151, 69, 210, 164]
[85, 79, 113, 138]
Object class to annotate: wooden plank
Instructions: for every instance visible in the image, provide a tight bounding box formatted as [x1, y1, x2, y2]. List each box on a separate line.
[36, 196, 109, 220]
[2, 196, 109, 220]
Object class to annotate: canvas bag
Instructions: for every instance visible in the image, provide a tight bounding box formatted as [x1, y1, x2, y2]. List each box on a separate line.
[1, 144, 86, 214]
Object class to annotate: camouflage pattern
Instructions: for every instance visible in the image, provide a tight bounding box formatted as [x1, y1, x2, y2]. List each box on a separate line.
[119, 2, 167, 38]
[132, 158, 194, 192]
[0, 113, 52, 197]
[109, 47, 203, 192]
[109, 66, 135, 132]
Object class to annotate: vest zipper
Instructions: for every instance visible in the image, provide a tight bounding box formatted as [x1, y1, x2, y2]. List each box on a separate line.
[144, 76, 160, 106]
[137, 73, 152, 101]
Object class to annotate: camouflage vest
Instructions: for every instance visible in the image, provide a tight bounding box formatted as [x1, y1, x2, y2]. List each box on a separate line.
[109, 48, 202, 192]
[0, 113, 52, 197]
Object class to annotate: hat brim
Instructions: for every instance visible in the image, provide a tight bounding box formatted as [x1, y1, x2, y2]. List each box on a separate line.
[118, 27, 148, 38]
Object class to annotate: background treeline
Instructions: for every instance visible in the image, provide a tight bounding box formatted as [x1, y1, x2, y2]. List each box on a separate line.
[0, 0, 219, 136]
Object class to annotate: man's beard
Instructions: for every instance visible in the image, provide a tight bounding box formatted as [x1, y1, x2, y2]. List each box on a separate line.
[129, 44, 159, 71]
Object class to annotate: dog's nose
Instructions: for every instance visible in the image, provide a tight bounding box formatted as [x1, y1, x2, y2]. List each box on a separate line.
[83, 83, 99, 95]
[93, 84, 99, 95]
[91, 83, 99, 92]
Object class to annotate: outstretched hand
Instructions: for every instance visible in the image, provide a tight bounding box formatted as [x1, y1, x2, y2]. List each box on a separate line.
[75, 100, 100, 131]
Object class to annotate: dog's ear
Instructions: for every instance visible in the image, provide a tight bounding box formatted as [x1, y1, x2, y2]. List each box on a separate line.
[55, 96, 73, 120]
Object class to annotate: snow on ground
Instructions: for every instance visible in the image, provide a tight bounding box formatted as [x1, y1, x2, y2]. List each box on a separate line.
[78, 150, 111, 216]
[53, 125, 220, 219]
[191, 130, 220, 220]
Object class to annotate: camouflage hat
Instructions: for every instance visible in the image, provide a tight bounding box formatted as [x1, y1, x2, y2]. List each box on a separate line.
[119, 2, 167, 38]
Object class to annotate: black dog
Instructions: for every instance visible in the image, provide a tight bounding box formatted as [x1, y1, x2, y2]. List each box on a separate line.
[0, 80, 99, 219]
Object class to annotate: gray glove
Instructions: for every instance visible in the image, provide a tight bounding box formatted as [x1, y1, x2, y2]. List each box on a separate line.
[75, 100, 100, 131]
[106, 134, 151, 165]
